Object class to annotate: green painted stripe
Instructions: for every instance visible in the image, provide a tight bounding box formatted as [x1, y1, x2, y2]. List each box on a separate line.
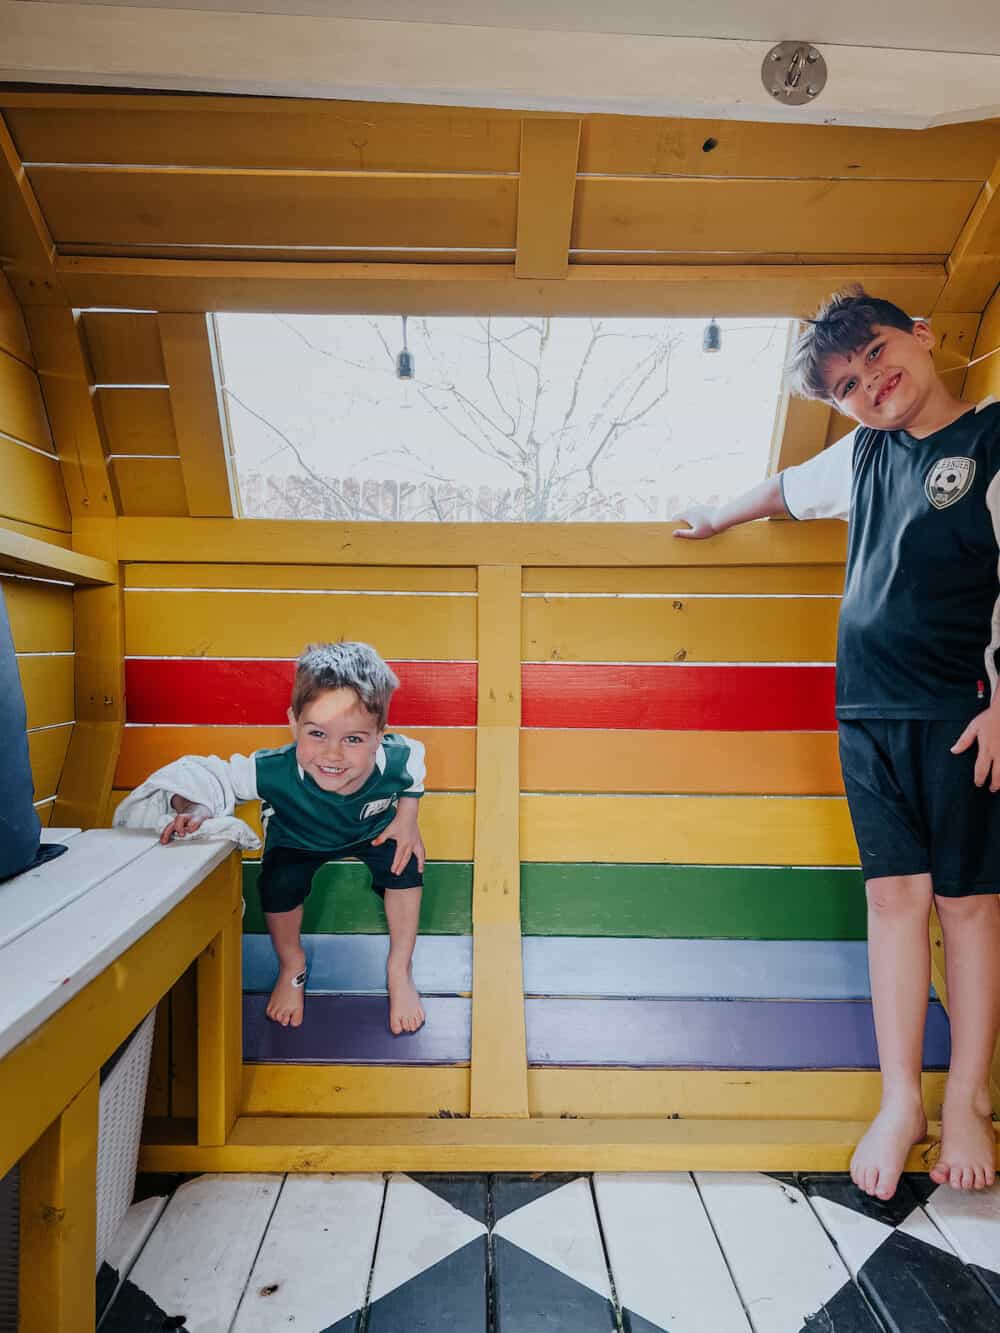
[520, 864, 867, 940]
[242, 860, 473, 934]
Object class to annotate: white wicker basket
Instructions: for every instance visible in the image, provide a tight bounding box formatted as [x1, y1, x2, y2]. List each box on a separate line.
[0, 1008, 156, 1330]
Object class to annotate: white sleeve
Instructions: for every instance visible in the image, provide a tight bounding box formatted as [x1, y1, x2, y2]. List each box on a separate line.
[112, 752, 260, 829]
[400, 736, 426, 796]
[780, 430, 855, 522]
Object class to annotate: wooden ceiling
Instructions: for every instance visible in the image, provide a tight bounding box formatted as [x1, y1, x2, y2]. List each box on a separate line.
[1, 90, 997, 316]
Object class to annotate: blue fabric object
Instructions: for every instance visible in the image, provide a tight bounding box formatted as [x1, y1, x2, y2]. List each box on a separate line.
[0, 584, 43, 880]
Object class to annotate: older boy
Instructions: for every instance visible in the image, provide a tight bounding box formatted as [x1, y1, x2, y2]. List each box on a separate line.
[676, 287, 1000, 1200]
[118, 641, 426, 1034]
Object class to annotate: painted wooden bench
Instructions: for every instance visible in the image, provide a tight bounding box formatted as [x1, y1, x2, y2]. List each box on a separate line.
[0, 827, 242, 1333]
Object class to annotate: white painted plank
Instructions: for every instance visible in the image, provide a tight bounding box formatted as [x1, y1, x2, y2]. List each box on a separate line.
[97, 1195, 169, 1327]
[41, 827, 81, 842]
[126, 1174, 280, 1333]
[493, 1176, 611, 1301]
[231, 1174, 384, 1332]
[0, 828, 160, 950]
[243, 932, 473, 995]
[924, 1182, 1000, 1275]
[369, 1174, 486, 1305]
[696, 1173, 853, 1333]
[593, 1173, 751, 1333]
[0, 833, 232, 1058]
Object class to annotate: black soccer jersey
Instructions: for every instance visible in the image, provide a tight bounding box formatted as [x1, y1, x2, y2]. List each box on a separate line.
[781, 399, 1000, 720]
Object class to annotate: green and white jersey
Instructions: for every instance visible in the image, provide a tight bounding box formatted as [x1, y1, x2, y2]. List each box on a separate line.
[252, 734, 425, 854]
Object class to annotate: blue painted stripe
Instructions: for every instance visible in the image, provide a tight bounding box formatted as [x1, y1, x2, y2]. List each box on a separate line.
[244, 993, 471, 1064]
[522, 938, 877, 1000]
[243, 934, 472, 996]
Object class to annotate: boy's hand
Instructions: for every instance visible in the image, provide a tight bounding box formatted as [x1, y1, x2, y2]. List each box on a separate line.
[673, 504, 720, 540]
[372, 802, 426, 875]
[159, 799, 212, 844]
[952, 709, 1000, 791]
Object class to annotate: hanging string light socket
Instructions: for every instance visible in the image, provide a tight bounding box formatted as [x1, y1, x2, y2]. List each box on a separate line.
[396, 315, 415, 380]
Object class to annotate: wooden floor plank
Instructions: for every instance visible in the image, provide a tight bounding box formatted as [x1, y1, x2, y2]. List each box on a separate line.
[923, 1181, 1000, 1305]
[365, 1174, 487, 1332]
[493, 1175, 617, 1332]
[106, 1175, 281, 1333]
[243, 993, 471, 1064]
[230, 1175, 384, 1332]
[803, 1175, 1000, 1330]
[593, 1173, 751, 1333]
[242, 932, 472, 995]
[696, 1173, 881, 1332]
[95, 1195, 168, 1323]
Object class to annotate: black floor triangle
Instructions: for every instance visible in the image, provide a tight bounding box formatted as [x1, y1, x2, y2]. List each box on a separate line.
[901, 1173, 939, 1207]
[99, 1276, 186, 1331]
[798, 1278, 883, 1331]
[96, 1261, 120, 1321]
[859, 1228, 1000, 1331]
[408, 1172, 489, 1225]
[364, 1235, 486, 1332]
[622, 1306, 672, 1333]
[801, 1172, 917, 1228]
[491, 1173, 584, 1224]
[494, 1235, 616, 1332]
[971, 1263, 1000, 1309]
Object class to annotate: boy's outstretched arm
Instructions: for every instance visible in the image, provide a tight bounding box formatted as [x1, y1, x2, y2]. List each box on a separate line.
[159, 794, 213, 844]
[673, 475, 787, 539]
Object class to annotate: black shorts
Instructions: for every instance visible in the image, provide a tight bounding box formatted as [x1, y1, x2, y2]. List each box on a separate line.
[839, 717, 1000, 896]
[258, 838, 423, 915]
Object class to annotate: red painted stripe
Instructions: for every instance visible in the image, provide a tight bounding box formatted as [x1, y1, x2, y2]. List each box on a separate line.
[521, 663, 836, 730]
[125, 658, 478, 725]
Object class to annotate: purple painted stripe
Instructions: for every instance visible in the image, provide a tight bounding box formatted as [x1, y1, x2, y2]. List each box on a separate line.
[243, 993, 470, 1064]
[524, 998, 951, 1069]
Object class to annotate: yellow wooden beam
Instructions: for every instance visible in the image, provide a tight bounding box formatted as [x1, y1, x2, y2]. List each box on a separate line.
[139, 1112, 992, 1174]
[113, 515, 848, 567]
[515, 118, 581, 280]
[18, 1074, 98, 1333]
[196, 853, 243, 1145]
[965, 288, 1000, 405]
[935, 159, 1000, 314]
[54, 257, 947, 319]
[0, 525, 114, 584]
[0, 112, 63, 306]
[471, 566, 527, 1118]
[158, 314, 235, 516]
[240, 1064, 470, 1117]
[768, 389, 834, 476]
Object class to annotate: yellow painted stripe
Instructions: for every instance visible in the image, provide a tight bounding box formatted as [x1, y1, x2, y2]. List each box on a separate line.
[528, 1068, 947, 1120]
[3, 577, 73, 652]
[0, 438, 71, 533]
[124, 589, 477, 659]
[0, 347, 52, 453]
[80, 310, 166, 384]
[96, 387, 177, 456]
[108, 789, 475, 860]
[523, 566, 845, 594]
[124, 563, 477, 592]
[18, 654, 74, 730]
[523, 595, 838, 662]
[111, 457, 189, 517]
[242, 1064, 470, 1116]
[520, 794, 858, 866]
[522, 730, 843, 795]
[27, 723, 73, 799]
[0, 517, 72, 550]
[115, 725, 475, 791]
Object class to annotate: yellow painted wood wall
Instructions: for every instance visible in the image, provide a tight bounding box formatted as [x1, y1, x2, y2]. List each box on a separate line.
[0, 273, 74, 822]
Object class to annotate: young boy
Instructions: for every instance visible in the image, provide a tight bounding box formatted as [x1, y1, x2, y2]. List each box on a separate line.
[675, 287, 1000, 1200]
[124, 641, 426, 1034]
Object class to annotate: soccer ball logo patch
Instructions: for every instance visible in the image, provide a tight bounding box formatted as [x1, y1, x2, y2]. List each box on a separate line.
[925, 456, 975, 509]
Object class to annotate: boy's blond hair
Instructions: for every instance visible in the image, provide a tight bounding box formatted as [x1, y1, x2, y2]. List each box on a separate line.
[291, 641, 399, 728]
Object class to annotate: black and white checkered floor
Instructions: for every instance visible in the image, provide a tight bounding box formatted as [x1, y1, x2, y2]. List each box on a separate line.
[96, 1171, 1000, 1332]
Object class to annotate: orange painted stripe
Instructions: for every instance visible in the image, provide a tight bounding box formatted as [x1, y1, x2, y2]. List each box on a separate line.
[521, 729, 844, 796]
[115, 725, 476, 791]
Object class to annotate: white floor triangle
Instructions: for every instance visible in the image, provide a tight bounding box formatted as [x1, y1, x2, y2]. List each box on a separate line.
[924, 1180, 1000, 1273]
[897, 1204, 956, 1256]
[787, 1194, 891, 1278]
[492, 1177, 612, 1300]
[368, 1174, 486, 1304]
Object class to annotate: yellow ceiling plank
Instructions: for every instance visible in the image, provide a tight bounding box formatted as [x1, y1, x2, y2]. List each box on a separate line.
[930, 312, 981, 396]
[111, 457, 189, 517]
[53, 258, 947, 319]
[0, 346, 53, 453]
[573, 177, 980, 256]
[80, 312, 166, 385]
[96, 387, 177, 457]
[0, 436, 70, 532]
[0, 526, 114, 583]
[28, 166, 519, 251]
[964, 289, 1000, 405]
[0, 113, 63, 307]
[62, 244, 514, 265]
[158, 314, 233, 516]
[0, 272, 33, 364]
[0, 517, 71, 550]
[935, 159, 1000, 313]
[23, 306, 117, 518]
[515, 118, 581, 280]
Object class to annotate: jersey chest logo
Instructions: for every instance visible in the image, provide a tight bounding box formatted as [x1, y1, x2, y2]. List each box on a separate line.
[925, 456, 976, 510]
[360, 796, 397, 820]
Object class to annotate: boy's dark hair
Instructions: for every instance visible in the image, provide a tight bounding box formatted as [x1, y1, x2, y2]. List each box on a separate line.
[787, 285, 917, 400]
[291, 641, 399, 728]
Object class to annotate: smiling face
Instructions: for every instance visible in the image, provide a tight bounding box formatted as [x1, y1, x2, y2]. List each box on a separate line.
[821, 322, 939, 431]
[288, 687, 384, 795]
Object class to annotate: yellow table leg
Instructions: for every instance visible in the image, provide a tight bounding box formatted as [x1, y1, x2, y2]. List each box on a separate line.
[18, 1074, 99, 1333]
[196, 853, 244, 1145]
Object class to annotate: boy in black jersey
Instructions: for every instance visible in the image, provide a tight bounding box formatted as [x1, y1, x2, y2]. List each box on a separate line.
[675, 287, 1000, 1200]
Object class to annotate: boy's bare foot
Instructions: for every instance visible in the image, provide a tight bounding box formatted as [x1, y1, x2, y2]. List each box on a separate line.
[850, 1099, 928, 1200]
[387, 961, 425, 1035]
[266, 958, 306, 1028]
[931, 1089, 997, 1190]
